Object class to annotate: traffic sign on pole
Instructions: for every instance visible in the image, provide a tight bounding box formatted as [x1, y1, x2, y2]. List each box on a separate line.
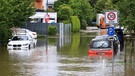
[105, 10, 118, 25]
[108, 26, 114, 36]
[44, 14, 50, 22]
[107, 12, 116, 20]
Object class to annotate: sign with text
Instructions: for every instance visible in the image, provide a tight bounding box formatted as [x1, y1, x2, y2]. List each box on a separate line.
[105, 10, 118, 25]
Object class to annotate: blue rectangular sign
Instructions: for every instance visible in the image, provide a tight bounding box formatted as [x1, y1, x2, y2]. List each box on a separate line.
[108, 26, 114, 36]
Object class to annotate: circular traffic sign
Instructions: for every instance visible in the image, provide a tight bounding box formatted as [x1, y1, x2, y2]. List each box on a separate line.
[107, 12, 116, 20]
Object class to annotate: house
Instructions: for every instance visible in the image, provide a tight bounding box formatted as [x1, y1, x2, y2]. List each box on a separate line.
[29, 12, 57, 23]
[31, 0, 57, 23]
[35, 0, 44, 9]
[35, 0, 57, 10]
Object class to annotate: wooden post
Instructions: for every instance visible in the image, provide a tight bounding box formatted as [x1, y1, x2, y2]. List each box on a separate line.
[129, 39, 133, 63]
[124, 38, 126, 63]
[134, 38, 135, 53]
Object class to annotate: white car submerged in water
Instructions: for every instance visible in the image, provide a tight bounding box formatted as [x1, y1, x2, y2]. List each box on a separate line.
[7, 34, 37, 49]
[12, 28, 37, 39]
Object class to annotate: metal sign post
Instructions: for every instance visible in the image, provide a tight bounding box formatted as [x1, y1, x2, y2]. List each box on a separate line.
[105, 11, 118, 74]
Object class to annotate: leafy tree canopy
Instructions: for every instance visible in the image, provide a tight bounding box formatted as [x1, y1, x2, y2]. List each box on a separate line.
[54, 0, 93, 27]
[58, 4, 73, 20]
[93, 0, 135, 33]
[0, 0, 36, 28]
[118, 0, 135, 32]
[54, 0, 135, 33]
[54, 0, 70, 11]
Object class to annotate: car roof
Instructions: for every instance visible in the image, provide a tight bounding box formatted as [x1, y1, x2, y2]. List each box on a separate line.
[20, 28, 30, 31]
[14, 34, 28, 36]
[13, 34, 31, 37]
[115, 28, 123, 31]
[92, 35, 109, 41]
[92, 34, 118, 42]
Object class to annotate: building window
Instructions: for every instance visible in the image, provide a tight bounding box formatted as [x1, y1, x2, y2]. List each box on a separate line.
[48, 5, 53, 9]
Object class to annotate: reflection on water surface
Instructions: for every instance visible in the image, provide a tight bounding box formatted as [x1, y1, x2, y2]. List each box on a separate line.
[0, 33, 135, 76]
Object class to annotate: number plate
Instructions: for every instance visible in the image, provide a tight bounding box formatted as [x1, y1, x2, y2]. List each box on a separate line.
[97, 52, 105, 55]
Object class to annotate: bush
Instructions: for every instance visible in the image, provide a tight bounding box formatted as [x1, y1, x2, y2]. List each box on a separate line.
[70, 16, 80, 33]
[81, 19, 87, 30]
[48, 25, 57, 36]
[0, 25, 12, 46]
[62, 20, 70, 24]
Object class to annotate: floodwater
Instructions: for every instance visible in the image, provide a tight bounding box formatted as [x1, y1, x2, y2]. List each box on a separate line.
[0, 32, 135, 76]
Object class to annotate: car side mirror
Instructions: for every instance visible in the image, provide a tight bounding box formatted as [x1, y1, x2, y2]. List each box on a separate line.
[88, 43, 92, 48]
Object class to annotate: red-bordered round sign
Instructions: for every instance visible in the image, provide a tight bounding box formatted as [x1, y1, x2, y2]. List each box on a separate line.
[107, 12, 116, 20]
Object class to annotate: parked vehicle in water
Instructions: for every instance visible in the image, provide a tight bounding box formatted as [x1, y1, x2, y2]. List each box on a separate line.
[19, 28, 37, 39]
[12, 28, 37, 39]
[7, 34, 37, 49]
[96, 13, 108, 29]
[88, 35, 119, 55]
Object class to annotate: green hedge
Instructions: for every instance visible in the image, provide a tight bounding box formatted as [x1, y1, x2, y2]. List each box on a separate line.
[70, 16, 80, 33]
[48, 25, 57, 36]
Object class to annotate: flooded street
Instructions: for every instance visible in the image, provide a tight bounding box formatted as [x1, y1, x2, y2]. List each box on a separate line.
[0, 32, 135, 76]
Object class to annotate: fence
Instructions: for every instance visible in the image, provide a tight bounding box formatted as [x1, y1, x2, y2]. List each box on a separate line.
[124, 37, 135, 63]
[21, 22, 72, 48]
[21, 23, 72, 35]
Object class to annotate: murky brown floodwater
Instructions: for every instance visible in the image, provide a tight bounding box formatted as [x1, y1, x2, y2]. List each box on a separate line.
[0, 32, 135, 76]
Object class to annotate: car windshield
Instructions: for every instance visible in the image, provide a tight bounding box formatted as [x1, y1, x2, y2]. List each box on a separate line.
[92, 40, 111, 48]
[12, 36, 28, 41]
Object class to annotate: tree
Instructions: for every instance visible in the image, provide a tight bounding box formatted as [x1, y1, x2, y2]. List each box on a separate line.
[0, 25, 12, 45]
[94, 0, 107, 13]
[0, 0, 36, 28]
[117, 0, 135, 34]
[88, 0, 98, 8]
[92, 0, 118, 19]
[0, 0, 36, 45]
[62, 0, 93, 29]
[58, 4, 73, 21]
[54, 0, 70, 11]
